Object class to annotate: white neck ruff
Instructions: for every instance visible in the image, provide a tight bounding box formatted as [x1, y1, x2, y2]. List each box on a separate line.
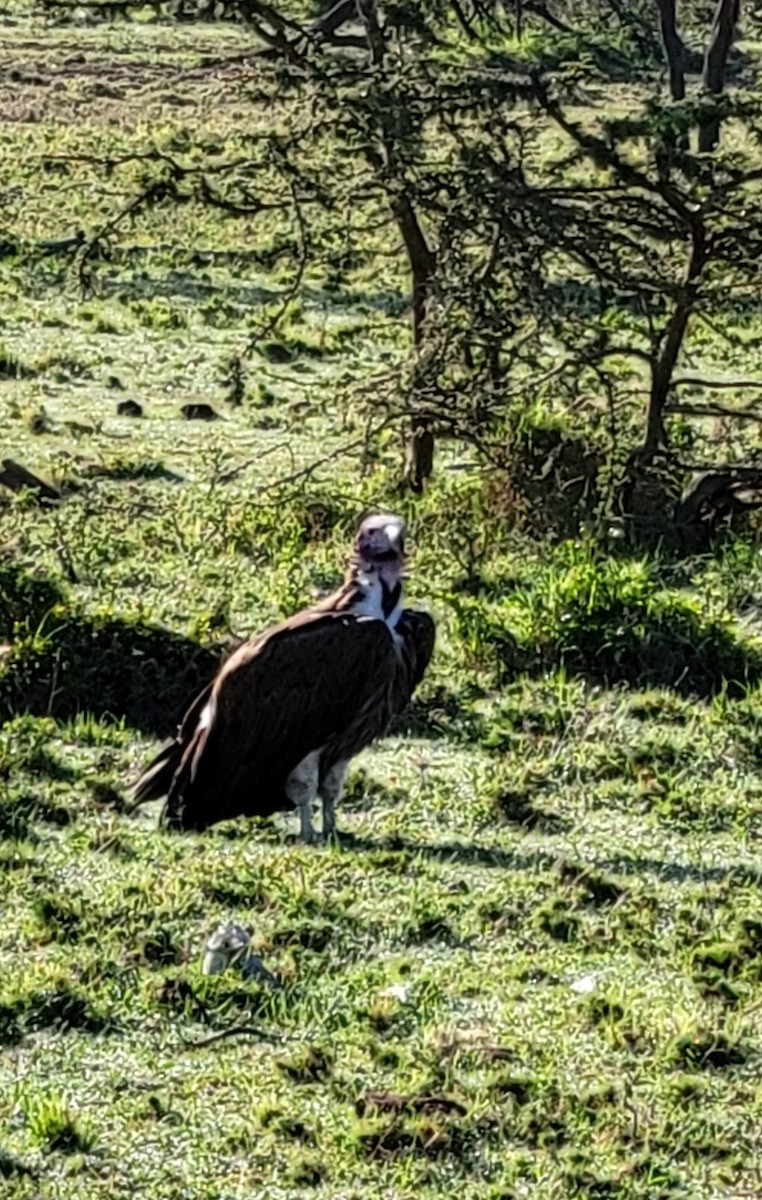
[353, 568, 403, 631]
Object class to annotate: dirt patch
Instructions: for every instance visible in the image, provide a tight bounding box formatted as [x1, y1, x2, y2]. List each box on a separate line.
[0, 41, 255, 127]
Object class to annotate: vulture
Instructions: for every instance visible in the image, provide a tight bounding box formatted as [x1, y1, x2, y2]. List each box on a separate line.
[132, 513, 434, 841]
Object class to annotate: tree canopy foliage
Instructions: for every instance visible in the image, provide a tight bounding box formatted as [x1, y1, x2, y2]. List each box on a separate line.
[43, 0, 762, 535]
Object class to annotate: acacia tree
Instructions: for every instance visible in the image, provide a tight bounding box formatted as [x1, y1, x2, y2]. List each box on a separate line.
[376, 0, 762, 526]
[67, 0, 528, 489]
[426, 89, 762, 419]
[47, 0, 762, 532]
[230, 0, 512, 489]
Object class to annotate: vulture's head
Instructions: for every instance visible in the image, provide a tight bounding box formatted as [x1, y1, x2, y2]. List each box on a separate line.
[354, 513, 406, 580]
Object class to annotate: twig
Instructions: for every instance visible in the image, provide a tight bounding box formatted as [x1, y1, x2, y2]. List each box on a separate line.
[76, 179, 176, 293]
[235, 0, 315, 69]
[668, 402, 762, 421]
[215, 441, 295, 484]
[227, 413, 400, 502]
[244, 180, 309, 357]
[196, 176, 290, 218]
[250, 436, 370, 495]
[531, 74, 695, 226]
[179, 1022, 283, 1049]
[672, 376, 762, 391]
[65, 149, 304, 292]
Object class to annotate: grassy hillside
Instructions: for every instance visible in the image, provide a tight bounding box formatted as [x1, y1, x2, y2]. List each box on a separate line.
[3, 6, 762, 1199]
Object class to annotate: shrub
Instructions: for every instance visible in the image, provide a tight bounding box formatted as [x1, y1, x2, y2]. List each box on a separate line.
[0, 565, 66, 641]
[452, 548, 762, 696]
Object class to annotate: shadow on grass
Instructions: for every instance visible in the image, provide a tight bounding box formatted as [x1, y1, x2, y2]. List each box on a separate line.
[0, 984, 114, 1047]
[1, 615, 222, 736]
[1, 563, 472, 739]
[0, 791, 72, 841]
[75, 459, 184, 484]
[517, 608, 762, 699]
[0, 560, 226, 735]
[389, 688, 485, 743]
[0, 1149, 35, 1180]
[337, 832, 555, 872]
[338, 833, 762, 888]
[100, 270, 280, 309]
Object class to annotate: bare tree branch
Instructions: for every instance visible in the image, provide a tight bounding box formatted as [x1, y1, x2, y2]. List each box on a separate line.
[244, 182, 309, 355]
[668, 402, 762, 420]
[672, 376, 762, 390]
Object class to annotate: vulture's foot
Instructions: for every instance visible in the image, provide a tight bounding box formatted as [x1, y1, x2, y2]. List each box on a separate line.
[286, 753, 321, 844]
[297, 804, 318, 844]
[320, 760, 347, 841]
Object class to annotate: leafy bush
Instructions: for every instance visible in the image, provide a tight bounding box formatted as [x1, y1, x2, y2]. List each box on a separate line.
[453, 547, 762, 696]
[486, 425, 602, 541]
[0, 564, 66, 641]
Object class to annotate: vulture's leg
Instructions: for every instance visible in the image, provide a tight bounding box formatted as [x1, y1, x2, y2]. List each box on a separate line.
[285, 751, 321, 843]
[320, 761, 348, 838]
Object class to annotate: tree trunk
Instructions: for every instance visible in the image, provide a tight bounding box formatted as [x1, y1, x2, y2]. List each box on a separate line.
[355, 0, 386, 63]
[0, 459, 61, 504]
[645, 310, 691, 453]
[393, 194, 437, 491]
[245, 0, 436, 489]
[698, 0, 739, 152]
[655, 0, 686, 100]
[643, 219, 707, 455]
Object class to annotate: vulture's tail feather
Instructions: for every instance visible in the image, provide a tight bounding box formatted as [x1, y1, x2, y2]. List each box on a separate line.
[130, 681, 215, 813]
[130, 740, 182, 809]
[159, 722, 211, 832]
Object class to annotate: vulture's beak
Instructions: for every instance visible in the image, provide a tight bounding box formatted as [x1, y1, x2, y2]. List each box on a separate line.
[384, 522, 405, 557]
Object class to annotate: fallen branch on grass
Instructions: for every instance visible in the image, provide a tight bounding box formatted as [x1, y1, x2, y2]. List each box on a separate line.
[179, 1022, 282, 1049]
[675, 465, 762, 540]
[0, 459, 61, 504]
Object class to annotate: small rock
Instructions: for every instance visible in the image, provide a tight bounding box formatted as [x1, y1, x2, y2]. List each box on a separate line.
[116, 399, 143, 418]
[380, 984, 410, 1003]
[201, 922, 277, 986]
[180, 403, 219, 421]
[569, 973, 597, 995]
[28, 408, 52, 435]
[202, 922, 251, 975]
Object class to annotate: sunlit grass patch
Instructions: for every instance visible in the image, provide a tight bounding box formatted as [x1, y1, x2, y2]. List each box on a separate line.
[2, 11, 762, 1200]
[23, 1093, 98, 1156]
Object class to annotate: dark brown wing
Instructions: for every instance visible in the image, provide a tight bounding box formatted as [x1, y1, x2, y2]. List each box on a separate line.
[132, 587, 359, 810]
[392, 609, 435, 714]
[161, 612, 398, 831]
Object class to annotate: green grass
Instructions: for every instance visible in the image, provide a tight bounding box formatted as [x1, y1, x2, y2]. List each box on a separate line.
[3, 7, 762, 1200]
